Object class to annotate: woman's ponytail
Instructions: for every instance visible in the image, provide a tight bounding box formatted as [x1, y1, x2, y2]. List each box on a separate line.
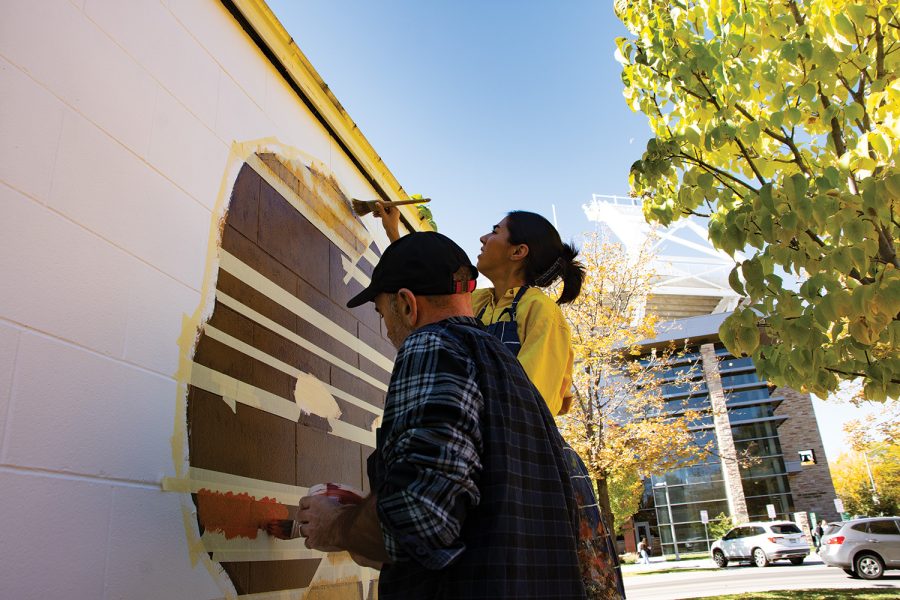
[505, 211, 585, 305]
[556, 242, 584, 305]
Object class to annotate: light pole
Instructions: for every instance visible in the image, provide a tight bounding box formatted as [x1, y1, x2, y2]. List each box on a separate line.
[654, 482, 680, 560]
[862, 450, 880, 508]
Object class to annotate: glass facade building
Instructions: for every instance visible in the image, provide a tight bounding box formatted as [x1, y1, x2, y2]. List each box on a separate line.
[639, 344, 795, 555]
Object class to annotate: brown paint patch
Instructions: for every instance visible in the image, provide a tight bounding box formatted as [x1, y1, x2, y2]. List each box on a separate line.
[197, 489, 288, 539]
[186, 154, 393, 595]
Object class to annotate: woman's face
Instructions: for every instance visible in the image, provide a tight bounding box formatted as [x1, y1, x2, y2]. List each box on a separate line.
[477, 217, 515, 276]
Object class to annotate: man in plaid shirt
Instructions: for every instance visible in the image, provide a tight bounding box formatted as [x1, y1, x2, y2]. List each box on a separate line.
[297, 232, 586, 599]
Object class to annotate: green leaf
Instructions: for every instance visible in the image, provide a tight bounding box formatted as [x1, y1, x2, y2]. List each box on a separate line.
[617, 0, 898, 402]
[869, 132, 891, 160]
[728, 265, 745, 295]
[846, 5, 869, 30]
[833, 14, 857, 43]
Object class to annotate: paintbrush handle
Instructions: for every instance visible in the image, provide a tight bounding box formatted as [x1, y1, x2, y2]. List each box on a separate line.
[381, 198, 430, 207]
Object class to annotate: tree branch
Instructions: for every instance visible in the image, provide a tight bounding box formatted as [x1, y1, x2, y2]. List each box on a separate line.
[679, 152, 759, 192]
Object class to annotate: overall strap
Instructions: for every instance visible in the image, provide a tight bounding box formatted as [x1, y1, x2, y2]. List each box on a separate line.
[506, 285, 530, 320]
[475, 286, 530, 322]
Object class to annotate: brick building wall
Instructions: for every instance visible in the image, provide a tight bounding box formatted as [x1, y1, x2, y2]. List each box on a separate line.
[773, 386, 841, 522]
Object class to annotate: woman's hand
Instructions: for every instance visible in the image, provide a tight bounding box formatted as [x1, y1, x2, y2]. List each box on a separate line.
[373, 201, 401, 242]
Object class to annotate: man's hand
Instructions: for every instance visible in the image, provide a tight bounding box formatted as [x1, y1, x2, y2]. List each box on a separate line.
[297, 494, 348, 552]
[373, 201, 401, 242]
[296, 492, 392, 564]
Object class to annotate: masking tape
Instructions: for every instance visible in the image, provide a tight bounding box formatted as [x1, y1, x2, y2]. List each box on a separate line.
[251, 151, 371, 252]
[327, 380, 383, 417]
[190, 361, 301, 421]
[212, 548, 322, 562]
[203, 323, 345, 417]
[172, 139, 387, 599]
[219, 251, 394, 374]
[202, 531, 324, 562]
[247, 153, 373, 284]
[162, 466, 308, 505]
[341, 254, 371, 287]
[234, 588, 307, 600]
[205, 313, 382, 415]
[305, 552, 375, 596]
[327, 418, 376, 448]
[188, 362, 376, 446]
[208, 295, 389, 399]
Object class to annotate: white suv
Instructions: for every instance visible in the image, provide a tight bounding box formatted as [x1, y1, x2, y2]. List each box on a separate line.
[711, 521, 810, 568]
[820, 517, 900, 579]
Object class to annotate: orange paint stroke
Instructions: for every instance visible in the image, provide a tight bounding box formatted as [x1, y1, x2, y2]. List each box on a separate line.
[197, 489, 288, 539]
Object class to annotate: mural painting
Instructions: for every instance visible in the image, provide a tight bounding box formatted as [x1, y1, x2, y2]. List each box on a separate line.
[165, 142, 398, 599]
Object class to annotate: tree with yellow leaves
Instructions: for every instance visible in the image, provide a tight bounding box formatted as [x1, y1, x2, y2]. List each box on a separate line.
[615, 0, 899, 401]
[832, 441, 899, 516]
[557, 234, 708, 530]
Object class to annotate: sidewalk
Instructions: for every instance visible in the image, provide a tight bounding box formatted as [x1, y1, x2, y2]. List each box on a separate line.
[621, 556, 716, 574]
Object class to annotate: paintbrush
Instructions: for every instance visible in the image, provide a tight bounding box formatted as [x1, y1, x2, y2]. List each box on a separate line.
[265, 519, 301, 540]
[351, 198, 431, 217]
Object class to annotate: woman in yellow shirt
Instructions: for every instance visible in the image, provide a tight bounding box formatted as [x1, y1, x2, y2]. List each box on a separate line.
[471, 211, 581, 416]
[376, 206, 624, 599]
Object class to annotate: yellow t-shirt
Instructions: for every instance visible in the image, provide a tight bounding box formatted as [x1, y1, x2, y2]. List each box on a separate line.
[472, 287, 574, 416]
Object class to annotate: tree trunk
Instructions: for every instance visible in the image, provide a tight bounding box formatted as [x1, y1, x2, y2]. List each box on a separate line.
[595, 475, 614, 531]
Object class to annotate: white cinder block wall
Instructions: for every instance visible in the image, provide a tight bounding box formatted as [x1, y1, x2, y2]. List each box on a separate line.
[1, 1, 383, 598]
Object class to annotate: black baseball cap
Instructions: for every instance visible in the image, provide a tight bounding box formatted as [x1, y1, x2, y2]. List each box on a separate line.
[347, 232, 478, 308]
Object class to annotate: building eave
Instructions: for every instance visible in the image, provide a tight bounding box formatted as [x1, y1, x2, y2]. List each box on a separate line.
[223, 0, 427, 230]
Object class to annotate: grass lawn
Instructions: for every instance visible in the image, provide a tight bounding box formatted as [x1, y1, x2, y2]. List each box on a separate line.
[689, 590, 898, 599]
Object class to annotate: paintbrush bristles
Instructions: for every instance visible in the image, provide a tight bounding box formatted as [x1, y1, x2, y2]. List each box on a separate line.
[351, 199, 379, 216]
[351, 198, 431, 217]
[265, 519, 300, 540]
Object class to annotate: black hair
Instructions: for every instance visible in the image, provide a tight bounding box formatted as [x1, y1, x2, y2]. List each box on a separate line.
[505, 211, 585, 305]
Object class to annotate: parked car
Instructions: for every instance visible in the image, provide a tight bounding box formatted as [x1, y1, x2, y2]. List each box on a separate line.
[710, 521, 809, 568]
[819, 517, 900, 580]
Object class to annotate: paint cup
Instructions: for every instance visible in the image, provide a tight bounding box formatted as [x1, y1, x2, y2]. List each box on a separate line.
[308, 482, 364, 505]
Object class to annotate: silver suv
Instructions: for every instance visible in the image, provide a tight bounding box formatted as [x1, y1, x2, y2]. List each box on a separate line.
[819, 517, 900, 580]
[710, 521, 809, 568]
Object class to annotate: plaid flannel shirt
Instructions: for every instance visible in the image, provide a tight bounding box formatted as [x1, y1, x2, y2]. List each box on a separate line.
[368, 317, 586, 599]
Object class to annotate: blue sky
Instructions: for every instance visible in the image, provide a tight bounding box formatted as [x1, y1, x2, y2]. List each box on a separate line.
[266, 0, 881, 465]
[267, 0, 649, 256]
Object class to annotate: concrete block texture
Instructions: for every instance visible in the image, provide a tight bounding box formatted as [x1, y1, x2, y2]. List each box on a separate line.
[148, 86, 230, 209]
[105, 487, 223, 600]
[49, 110, 212, 289]
[1, 0, 392, 596]
[0, 322, 21, 452]
[166, 0, 269, 109]
[0, 57, 66, 204]
[123, 260, 201, 377]
[4, 332, 175, 482]
[0, 186, 132, 357]
[0, 470, 112, 600]
[264, 70, 331, 162]
[0, 0, 157, 156]
[83, 0, 221, 129]
[215, 71, 276, 145]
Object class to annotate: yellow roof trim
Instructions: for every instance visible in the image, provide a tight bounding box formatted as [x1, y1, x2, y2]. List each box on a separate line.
[227, 0, 430, 231]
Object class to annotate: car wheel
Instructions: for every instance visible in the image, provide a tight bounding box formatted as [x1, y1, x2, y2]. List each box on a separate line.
[855, 553, 884, 580]
[789, 557, 804, 565]
[712, 549, 728, 568]
[842, 568, 859, 578]
[753, 548, 769, 567]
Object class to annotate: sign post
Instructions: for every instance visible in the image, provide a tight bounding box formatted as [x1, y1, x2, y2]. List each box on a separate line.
[700, 510, 710, 552]
[766, 504, 776, 520]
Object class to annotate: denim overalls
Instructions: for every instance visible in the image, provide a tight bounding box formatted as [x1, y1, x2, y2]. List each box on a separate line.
[477, 286, 626, 600]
